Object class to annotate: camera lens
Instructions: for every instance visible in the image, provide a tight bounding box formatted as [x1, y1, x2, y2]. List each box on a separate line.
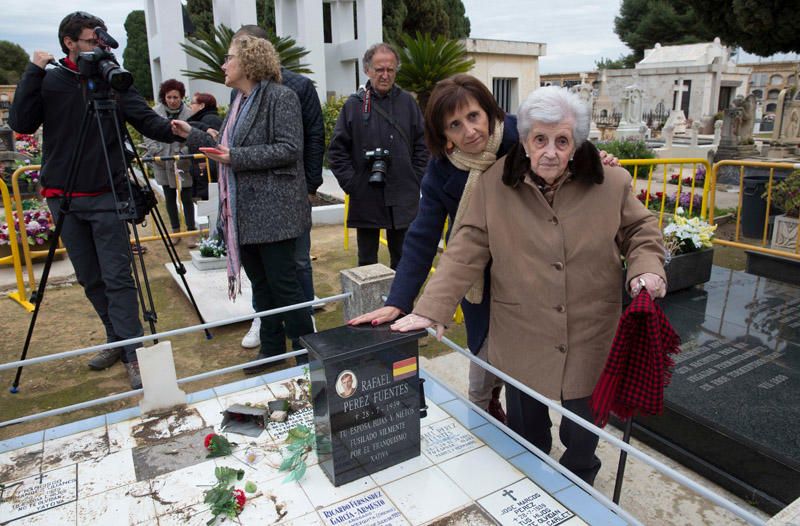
[368, 159, 387, 187]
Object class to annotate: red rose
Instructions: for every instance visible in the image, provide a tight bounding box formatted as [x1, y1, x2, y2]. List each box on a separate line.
[204, 433, 217, 449]
[232, 488, 246, 511]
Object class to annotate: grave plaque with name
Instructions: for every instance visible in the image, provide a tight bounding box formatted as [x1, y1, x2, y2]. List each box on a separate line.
[301, 324, 425, 487]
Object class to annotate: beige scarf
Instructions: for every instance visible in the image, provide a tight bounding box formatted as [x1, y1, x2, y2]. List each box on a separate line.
[445, 120, 504, 303]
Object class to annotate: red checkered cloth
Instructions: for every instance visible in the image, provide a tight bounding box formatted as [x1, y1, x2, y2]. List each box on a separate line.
[590, 290, 681, 427]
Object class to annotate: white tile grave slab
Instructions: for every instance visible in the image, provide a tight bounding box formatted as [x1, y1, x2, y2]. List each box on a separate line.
[0, 464, 77, 523]
[438, 446, 524, 500]
[421, 417, 483, 462]
[76, 480, 157, 525]
[77, 448, 136, 498]
[165, 262, 254, 323]
[318, 488, 409, 526]
[381, 466, 471, 525]
[478, 478, 588, 526]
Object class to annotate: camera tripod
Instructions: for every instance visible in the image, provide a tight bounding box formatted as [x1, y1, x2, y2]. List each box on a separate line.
[10, 82, 211, 393]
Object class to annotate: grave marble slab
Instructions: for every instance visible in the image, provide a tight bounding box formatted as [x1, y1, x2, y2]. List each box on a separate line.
[421, 417, 483, 463]
[166, 262, 253, 323]
[0, 464, 77, 523]
[635, 266, 800, 513]
[478, 478, 587, 526]
[318, 488, 408, 526]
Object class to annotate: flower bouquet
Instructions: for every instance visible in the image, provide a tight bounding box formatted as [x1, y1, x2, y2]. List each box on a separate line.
[198, 236, 226, 258]
[662, 207, 716, 258]
[0, 205, 55, 248]
[14, 133, 40, 158]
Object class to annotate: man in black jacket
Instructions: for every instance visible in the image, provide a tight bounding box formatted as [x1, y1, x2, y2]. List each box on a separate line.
[8, 11, 181, 388]
[328, 43, 428, 269]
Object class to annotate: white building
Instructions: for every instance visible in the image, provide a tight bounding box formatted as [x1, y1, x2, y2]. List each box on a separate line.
[462, 38, 545, 114]
[603, 39, 752, 122]
[144, 0, 383, 104]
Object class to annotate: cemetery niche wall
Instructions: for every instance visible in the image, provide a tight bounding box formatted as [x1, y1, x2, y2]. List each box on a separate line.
[302, 325, 426, 487]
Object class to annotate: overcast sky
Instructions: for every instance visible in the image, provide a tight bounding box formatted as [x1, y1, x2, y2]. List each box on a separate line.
[2, 1, 797, 74]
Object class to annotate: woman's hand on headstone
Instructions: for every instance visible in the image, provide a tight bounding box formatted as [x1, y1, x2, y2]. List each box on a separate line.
[348, 306, 403, 326]
[390, 313, 445, 340]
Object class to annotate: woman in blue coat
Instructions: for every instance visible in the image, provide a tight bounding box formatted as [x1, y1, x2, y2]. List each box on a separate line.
[350, 75, 616, 434]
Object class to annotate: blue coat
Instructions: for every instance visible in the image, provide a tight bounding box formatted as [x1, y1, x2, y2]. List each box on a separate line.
[385, 114, 519, 353]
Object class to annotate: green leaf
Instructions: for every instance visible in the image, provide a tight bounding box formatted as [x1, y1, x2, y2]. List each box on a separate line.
[245, 481, 258, 493]
[279, 454, 298, 471]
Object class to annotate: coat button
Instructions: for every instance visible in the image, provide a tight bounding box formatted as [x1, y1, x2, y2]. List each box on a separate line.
[556, 304, 566, 313]
[551, 216, 559, 225]
[556, 344, 567, 353]
[553, 262, 564, 271]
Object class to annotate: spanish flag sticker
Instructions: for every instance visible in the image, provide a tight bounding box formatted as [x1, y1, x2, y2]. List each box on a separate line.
[393, 357, 418, 381]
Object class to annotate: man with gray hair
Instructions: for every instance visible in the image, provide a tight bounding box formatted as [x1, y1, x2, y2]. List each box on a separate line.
[328, 43, 428, 269]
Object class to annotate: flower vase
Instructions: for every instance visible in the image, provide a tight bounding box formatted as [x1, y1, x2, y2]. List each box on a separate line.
[664, 248, 714, 293]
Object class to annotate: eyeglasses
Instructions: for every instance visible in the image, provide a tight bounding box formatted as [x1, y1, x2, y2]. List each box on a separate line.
[222, 54, 236, 65]
[78, 38, 99, 46]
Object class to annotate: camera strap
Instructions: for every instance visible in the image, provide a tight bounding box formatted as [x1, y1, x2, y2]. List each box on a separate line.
[358, 88, 412, 157]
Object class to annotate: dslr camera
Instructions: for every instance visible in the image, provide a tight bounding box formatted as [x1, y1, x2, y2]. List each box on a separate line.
[76, 27, 133, 91]
[363, 148, 390, 188]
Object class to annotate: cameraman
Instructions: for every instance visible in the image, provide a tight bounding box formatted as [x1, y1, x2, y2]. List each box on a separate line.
[8, 11, 182, 389]
[328, 43, 427, 269]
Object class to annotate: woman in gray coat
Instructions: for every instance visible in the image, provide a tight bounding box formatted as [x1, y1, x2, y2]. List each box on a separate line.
[173, 35, 313, 372]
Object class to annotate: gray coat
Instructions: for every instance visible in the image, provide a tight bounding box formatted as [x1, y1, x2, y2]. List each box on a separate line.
[143, 103, 194, 188]
[188, 80, 310, 245]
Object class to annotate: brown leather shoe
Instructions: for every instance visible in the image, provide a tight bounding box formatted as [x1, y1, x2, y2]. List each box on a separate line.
[488, 389, 507, 424]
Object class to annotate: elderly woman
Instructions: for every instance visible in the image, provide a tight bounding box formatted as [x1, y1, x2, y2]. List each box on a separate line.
[187, 92, 222, 200]
[172, 35, 313, 373]
[393, 86, 666, 485]
[144, 79, 196, 242]
[350, 76, 620, 435]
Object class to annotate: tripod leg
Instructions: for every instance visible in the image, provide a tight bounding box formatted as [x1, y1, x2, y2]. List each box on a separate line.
[126, 221, 158, 336]
[148, 205, 213, 340]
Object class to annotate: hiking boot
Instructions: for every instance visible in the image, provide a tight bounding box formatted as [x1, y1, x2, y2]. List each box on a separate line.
[241, 318, 261, 348]
[125, 361, 142, 389]
[88, 348, 123, 370]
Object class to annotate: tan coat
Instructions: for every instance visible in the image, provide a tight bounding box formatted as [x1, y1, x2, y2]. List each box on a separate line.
[413, 160, 666, 400]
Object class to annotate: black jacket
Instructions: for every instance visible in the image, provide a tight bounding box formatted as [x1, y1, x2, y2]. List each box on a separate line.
[188, 106, 223, 132]
[327, 82, 428, 229]
[9, 61, 177, 193]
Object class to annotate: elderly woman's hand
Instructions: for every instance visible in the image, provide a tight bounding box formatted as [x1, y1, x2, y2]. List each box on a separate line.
[630, 273, 666, 299]
[599, 150, 620, 167]
[349, 306, 403, 326]
[391, 313, 445, 340]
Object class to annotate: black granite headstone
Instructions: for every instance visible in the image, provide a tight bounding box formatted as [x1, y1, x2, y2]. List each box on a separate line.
[625, 267, 800, 514]
[301, 325, 425, 487]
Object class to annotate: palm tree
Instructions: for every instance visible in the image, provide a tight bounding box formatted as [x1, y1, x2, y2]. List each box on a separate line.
[395, 32, 474, 112]
[180, 24, 312, 84]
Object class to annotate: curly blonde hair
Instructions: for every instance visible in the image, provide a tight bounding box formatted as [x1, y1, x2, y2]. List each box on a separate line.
[232, 35, 282, 83]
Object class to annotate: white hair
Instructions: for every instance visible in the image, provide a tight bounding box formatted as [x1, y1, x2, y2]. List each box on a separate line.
[516, 86, 591, 147]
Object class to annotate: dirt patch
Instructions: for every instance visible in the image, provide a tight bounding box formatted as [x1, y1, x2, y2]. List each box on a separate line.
[0, 449, 41, 483]
[132, 406, 206, 445]
[310, 193, 343, 207]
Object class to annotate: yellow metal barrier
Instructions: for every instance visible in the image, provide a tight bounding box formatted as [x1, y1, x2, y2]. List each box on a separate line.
[0, 177, 35, 311]
[619, 158, 712, 227]
[709, 160, 800, 260]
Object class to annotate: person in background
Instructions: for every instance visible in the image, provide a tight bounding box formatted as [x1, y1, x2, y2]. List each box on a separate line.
[233, 25, 325, 352]
[172, 35, 313, 373]
[349, 75, 621, 430]
[187, 92, 222, 201]
[144, 79, 196, 246]
[328, 42, 428, 270]
[392, 86, 666, 486]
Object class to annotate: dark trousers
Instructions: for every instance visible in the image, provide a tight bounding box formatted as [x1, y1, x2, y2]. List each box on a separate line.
[294, 226, 315, 302]
[47, 194, 143, 363]
[240, 238, 314, 362]
[356, 227, 406, 269]
[505, 384, 602, 485]
[163, 186, 196, 231]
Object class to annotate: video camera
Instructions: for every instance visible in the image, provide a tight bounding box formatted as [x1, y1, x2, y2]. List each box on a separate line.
[364, 148, 390, 187]
[76, 27, 133, 91]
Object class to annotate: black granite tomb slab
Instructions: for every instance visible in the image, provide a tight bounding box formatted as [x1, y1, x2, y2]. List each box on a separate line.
[624, 267, 800, 513]
[301, 325, 425, 487]
[745, 250, 800, 287]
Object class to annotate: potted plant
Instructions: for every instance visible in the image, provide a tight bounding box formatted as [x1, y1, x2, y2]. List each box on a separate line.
[0, 203, 57, 259]
[661, 207, 717, 292]
[191, 235, 227, 271]
[767, 169, 800, 252]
